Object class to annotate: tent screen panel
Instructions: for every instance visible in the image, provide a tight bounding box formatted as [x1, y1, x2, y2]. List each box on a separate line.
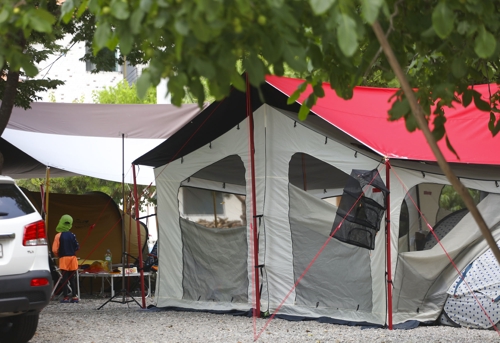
[288, 152, 349, 202]
[289, 184, 373, 310]
[179, 188, 246, 228]
[331, 169, 388, 250]
[180, 218, 249, 302]
[398, 183, 484, 252]
[287, 154, 373, 311]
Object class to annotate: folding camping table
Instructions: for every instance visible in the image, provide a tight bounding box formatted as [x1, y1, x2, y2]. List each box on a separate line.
[76, 270, 152, 299]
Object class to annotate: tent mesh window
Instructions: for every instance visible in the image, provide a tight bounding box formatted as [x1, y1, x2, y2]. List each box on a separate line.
[288, 154, 373, 311]
[331, 169, 388, 250]
[180, 217, 249, 303]
[177, 155, 249, 303]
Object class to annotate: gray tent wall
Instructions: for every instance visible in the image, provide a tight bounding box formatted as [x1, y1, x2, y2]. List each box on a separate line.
[154, 104, 389, 323]
[151, 103, 500, 326]
[386, 168, 500, 324]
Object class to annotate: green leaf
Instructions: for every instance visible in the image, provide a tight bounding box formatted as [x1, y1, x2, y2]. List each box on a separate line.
[405, 113, 418, 132]
[94, 22, 111, 49]
[451, 58, 467, 78]
[361, 0, 384, 25]
[174, 19, 189, 35]
[298, 81, 308, 92]
[130, 9, 145, 35]
[0, 9, 9, 23]
[140, 0, 154, 12]
[313, 83, 325, 98]
[111, 0, 130, 20]
[61, 0, 75, 23]
[287, 88, 302, 105]
[462, 90, 473, 107]
[432, 2, 454, 39]
[298, 103, 310, 121]
[309, 0, 336, 15]
[472, 90, 491, 111]
[488, 112, 500, 137]
[267, 0, 285, 8]
[175, 35, 184, 61]
[230, 72, 246, 92]
[88, 0, 100, 13]
[308, 44, 323, 69]
[119, 33, 133, 56]
[136, 71, 152, 99]
[29, 9, 55, 33]
[77, 0, 89, 18]
[432, 114, 446, 141]
[194, 58, 216, 80]
[274, 62, 284, 76]
[474, 26, 496, 59]
[305, 93, 317, 109]
[445, 135, 459, 160]
[337, 13, 358, 57]
[388, 98, 410, 120]
[20, 57, 38, 77]
[243, 54, 265, 86]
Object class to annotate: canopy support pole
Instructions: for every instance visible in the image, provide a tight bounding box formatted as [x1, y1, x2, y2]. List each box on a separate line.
[44, 166, 51, 232]
[133, 164, 147, 308]
[246, 74, 260, 318]
[385, 158, 393, 330]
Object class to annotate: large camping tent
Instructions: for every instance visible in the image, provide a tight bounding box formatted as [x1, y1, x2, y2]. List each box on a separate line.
[134, 76, 500, 328]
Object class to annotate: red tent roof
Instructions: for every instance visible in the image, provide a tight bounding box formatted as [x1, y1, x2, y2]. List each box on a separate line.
[266, 75, 500, 165]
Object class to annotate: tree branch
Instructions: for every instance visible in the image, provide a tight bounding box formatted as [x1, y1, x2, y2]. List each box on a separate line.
[372, 21, 500, 266]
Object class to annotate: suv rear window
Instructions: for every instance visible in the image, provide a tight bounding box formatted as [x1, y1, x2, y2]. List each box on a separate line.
[0, 184, 36, 219]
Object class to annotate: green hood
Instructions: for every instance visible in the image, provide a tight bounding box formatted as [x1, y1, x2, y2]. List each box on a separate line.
[56, 214, 73, 232]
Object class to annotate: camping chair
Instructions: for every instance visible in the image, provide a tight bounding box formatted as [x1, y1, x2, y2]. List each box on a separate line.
[49, 253, 73, 300]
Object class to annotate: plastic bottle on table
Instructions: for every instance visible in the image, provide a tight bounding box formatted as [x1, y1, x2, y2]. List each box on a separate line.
[104, 249, 112, 272]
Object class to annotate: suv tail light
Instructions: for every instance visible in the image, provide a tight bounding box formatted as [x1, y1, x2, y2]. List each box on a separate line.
[23, 220, 47, 246]
[31, 278, 50, 287]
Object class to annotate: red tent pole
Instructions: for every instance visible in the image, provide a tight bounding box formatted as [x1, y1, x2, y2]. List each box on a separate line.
[246, 74, 260, 318]
[385, 158, 393, 329]
[132, 164, 147, 309]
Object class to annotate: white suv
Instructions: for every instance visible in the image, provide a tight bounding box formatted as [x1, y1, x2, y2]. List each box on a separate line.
[0, 176, 52, 343]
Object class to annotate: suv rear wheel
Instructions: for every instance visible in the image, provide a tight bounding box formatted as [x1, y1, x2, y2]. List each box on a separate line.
[0, 313, 39, 343]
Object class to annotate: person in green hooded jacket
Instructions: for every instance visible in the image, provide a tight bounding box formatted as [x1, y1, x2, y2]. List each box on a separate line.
[52, 214, 80, 303]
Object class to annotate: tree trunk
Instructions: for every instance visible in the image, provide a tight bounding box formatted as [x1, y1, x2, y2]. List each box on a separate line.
[0, 69, 21, 174]
[372, 21, 500, 265]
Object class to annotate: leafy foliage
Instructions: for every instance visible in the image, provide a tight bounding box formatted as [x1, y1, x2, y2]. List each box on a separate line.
[60, 0, 500, 144]
[16, 176, 155, 211]
[92, 80, 156, 104]
[439, 185, 481, 212]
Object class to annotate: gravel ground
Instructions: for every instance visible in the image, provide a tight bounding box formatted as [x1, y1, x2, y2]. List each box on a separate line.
[32, 296, 500, 343]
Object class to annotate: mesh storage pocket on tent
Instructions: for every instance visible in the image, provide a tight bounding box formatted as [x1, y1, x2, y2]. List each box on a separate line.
[331, 169, 388, 250]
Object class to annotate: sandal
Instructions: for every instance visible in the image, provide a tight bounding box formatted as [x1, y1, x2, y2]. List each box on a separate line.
[60, 297, 71, 303]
